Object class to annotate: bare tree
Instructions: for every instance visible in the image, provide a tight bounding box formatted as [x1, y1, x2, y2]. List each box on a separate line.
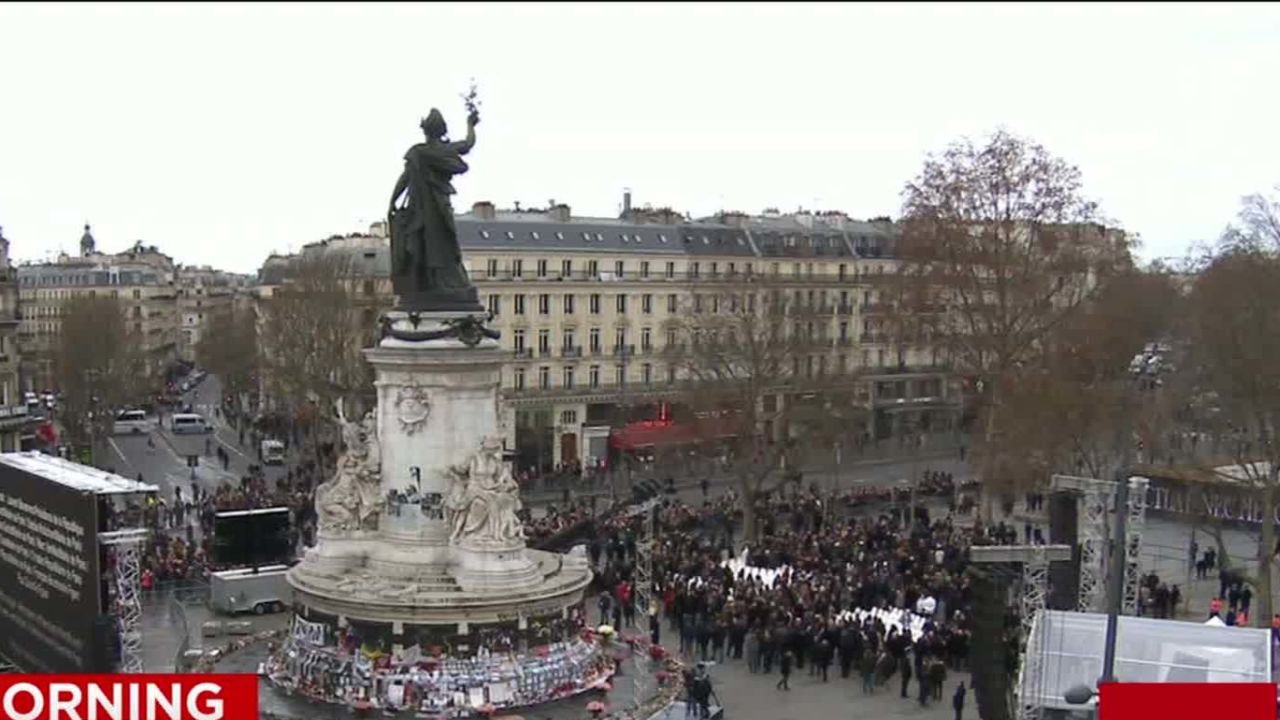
[54, 295, 147, 448]
[896, 129, 1132, 504]
[1182, 240, 1280, 627]
[991, 268, 1180, 485]
[1234, 185, 1280, 251]
[664, 277, 847, 540]
[195, 307, 259, 413]
[259, 253, 371, 424]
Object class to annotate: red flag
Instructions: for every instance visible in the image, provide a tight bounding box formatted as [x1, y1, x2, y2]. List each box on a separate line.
[36, 421, 58, 445]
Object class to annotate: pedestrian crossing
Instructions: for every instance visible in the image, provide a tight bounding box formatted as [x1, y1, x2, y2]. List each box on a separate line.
[165, 465, 240, 491]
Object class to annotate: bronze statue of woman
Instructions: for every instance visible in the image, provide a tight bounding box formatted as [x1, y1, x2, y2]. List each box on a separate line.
[387, 107, 482, 311]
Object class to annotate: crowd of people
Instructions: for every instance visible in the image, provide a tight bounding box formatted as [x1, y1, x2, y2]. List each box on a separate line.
[118, 371, 1004, 714]
[571, 483, 1033, 716]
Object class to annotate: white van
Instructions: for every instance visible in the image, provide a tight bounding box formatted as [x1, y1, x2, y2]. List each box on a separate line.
[261, 439, 286, 466]
[112, 410, 154, 435]
[171, 413, 212, 435]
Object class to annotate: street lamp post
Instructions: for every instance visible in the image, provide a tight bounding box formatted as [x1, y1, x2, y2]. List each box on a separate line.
[1068, 361, 1156, 709]
[84, 368, 102, 467]
[611, 342, 632, 504]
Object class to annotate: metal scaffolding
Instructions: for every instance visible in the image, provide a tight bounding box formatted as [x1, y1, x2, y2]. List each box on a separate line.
[1050, 473, 1151, 616]
[1051, 474, 1119, 613]
[631, 497, 660, 711]
[100, 528, 149, 674]
[632, 497, 659, 622]
[1123, 476, 1150, 617]
[970, 544, 1071, 720]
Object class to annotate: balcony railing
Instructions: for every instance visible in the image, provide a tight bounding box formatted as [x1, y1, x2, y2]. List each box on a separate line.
[612, 344, 636, 357]
[863, 363, 951, 377]
[538, 347, 554, 358]
[561, 346, 582, 358]
[513, 348, 533, 359]
[471, 270, 894, 285]
[860, 303, 894, 314]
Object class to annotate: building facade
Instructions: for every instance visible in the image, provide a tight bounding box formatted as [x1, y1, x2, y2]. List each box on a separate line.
[176, 266, 251, 363]
[0, 227, 33, 450]
[257, 200, 961, 470]
[17, 227, 181, 392]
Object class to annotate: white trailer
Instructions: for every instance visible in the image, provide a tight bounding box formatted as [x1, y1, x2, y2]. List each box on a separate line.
[208, 564, 291, 616]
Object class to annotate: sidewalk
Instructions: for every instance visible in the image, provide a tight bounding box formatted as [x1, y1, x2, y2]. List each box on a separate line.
[522, 440, 969, 506]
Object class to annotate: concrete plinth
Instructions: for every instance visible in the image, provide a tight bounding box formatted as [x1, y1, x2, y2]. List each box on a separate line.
[281, 307, 593, 667]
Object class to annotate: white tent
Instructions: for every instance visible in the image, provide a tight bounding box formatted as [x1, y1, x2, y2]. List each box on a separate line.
[1022, 610, 1271, 713]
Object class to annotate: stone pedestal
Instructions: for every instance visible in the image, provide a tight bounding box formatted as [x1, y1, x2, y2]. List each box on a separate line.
[280, 308, 595, 701]
[364, 334, 503, 574]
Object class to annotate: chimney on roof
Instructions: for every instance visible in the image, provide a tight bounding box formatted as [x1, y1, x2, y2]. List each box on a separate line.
[472, 201, 496, 220]
[622, 188, 632, 218]
[549, 203, 571, 222]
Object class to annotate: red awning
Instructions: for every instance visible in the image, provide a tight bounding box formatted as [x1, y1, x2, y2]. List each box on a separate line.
[608, 418, 743, 451]
[609, 421, 700, 451]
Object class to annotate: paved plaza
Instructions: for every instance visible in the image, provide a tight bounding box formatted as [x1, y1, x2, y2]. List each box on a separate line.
[128, 374, 1280, 717]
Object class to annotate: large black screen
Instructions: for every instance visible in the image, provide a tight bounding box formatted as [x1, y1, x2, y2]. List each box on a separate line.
[0, 462, 103, 672]
[212, 506, 292, 568]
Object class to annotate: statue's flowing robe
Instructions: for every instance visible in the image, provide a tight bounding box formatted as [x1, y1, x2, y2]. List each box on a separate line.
[390, 141, 471, 295]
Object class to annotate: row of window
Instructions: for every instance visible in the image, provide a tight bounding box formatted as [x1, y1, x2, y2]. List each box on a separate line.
[511, 363, 667, 391]
[508, 319, 882, 354]
[20, 288, 148, 301]
[479, 258, 890, 280]
[508, 349, 916, 392]
[486, 288, 880, 318]
[478, 229, 753, 247]
[488, 292, 673, 317]
[512, 327, 664, 354]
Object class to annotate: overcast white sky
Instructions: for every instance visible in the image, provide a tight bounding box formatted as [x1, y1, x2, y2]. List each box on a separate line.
[1, 3, 1278, 273]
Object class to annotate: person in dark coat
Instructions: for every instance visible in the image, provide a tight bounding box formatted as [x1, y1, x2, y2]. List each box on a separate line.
[776, 650, 793, 691]
[930, 659, 947, 700]
[696, 617, 712, 661]
[953, 681, 967, 720]
[839, 627, 858, 679]
[900, 656, 913, 699]
[814, 636, 833, 682]
[859, 650, 877, 694]
[692, 670, 712, 719]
